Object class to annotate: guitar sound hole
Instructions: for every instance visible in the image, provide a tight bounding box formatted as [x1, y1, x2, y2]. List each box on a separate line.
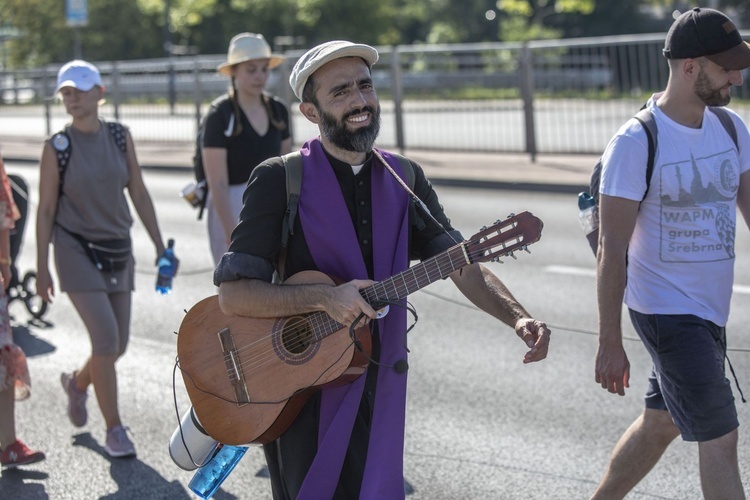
[281, 318, 313, 354]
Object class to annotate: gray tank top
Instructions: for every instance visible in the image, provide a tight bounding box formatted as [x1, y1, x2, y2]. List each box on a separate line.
[55, 120, 133, 240]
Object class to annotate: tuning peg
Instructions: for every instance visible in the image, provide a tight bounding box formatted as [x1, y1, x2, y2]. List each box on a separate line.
[524, 246, 532, 254]
[509, 251, 517, 260]
[507, 212, 516, 218]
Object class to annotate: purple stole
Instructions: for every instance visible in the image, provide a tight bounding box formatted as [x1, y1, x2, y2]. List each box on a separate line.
[296, 138, 410, 499]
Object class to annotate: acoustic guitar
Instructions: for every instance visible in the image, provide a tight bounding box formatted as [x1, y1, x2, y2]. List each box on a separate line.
[177, 211, 543, 445]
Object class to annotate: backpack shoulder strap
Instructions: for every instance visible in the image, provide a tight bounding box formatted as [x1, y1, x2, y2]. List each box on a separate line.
[707, 106, 739, 151]
[389, 152, 415, 191]
[53, 121, 128, 197]
[633, 108, 658, 200]
[387, 151, 426, 230]
[279, 152, 303, 279]
[50, 130, 72, 196]
[210, 93, 231, 109]
[106, 121, 128, 154]
[211, 94, 235, 138]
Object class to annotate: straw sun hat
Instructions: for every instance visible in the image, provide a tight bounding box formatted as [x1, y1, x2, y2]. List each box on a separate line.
[217, 33, 285, 76]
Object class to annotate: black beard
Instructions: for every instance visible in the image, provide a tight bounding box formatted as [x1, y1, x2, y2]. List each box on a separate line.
[318, 105, 380, 153]
[695, 70, 731, 107]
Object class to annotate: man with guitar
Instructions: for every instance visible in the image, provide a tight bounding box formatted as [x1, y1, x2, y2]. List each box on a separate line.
[210, 40, 551, 499]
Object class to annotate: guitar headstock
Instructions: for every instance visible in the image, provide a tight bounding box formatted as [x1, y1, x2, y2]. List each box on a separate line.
[465, 211, 543, 264]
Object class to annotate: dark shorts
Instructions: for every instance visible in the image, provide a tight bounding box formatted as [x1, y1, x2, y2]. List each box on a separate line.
[628, 310, 738, 442]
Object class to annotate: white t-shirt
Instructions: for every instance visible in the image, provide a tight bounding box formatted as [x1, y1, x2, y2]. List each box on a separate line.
[600, 97, 750, 326]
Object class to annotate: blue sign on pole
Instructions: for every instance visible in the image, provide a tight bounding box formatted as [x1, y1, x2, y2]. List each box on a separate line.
[66, 0, 89, 28]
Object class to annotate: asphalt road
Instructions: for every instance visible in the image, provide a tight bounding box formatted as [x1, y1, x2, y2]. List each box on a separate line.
[1, 161, 748, 499]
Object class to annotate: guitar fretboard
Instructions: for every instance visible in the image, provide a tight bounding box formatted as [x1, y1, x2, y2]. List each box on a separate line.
[306, 242, 469, 342]
[299, 211, 540, 344]
[361, 243, 468, 304]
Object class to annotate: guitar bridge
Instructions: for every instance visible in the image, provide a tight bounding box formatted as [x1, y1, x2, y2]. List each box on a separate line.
[218, 327, 250, 406]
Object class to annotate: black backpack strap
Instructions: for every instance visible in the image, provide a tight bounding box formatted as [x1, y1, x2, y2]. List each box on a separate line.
[279, 152, 303, 280]
[707, 106, 739, 151]
[195, 96, 234, 220]
[213, 94, 236, 138]
[390, 152, 415, 191]
[389, 152, 425, 230]
[633, 108, 658, 201]
[53, 122, 128, 198]
[107, 122, 128, 154]
[50, 130, 72, 197]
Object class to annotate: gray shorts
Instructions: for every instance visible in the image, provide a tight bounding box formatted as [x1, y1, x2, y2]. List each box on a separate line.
[629, 310, 738, 442]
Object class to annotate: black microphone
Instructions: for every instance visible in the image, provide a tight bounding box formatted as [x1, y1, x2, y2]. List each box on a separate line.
[393, 360, 409, 374]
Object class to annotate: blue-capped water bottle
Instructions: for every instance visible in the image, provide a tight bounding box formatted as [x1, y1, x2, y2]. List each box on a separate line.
[188, 444, 248, 499]
[155, 238, 176, 295]
[577, 192, 598, 235]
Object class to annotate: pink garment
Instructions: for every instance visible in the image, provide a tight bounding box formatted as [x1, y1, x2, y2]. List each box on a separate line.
[0, 153, 29, 400]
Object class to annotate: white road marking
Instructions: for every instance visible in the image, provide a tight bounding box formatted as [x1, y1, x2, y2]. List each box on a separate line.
[546, 265, 750, 295]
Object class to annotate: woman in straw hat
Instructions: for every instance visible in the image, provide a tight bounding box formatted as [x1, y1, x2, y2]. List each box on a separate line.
[203, 33, 292, 265]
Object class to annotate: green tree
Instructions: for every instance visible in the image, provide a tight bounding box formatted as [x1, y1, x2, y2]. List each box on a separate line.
[7, 0, 743, 68]
[497, 0, 595, 41]
[0, 0, 163, 67]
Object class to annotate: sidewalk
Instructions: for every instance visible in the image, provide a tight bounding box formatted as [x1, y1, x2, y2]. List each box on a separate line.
[0, 135, 594, 193]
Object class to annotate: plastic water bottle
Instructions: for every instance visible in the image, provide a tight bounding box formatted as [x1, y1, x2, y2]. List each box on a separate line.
[578, 192, 598, 235]
[155, 238, 176, 295]
[188, 444, 248, 499]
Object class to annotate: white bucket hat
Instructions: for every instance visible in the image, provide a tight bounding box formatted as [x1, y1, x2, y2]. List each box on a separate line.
[55, 60, 103, 93]
[217, 33, 285, 76]
[289, 40, 378, 101]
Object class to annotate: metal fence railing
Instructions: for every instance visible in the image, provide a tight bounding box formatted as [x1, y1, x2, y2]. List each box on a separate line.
[1, 32, 749, 155]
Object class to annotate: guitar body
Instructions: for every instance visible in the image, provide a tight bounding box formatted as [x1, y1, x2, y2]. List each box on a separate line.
[177, 271, 371, 445]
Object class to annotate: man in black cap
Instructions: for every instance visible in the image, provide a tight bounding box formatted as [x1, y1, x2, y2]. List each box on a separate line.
[592, 7, 749, 499]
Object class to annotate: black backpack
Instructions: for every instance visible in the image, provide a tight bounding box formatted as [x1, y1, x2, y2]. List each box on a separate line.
[581, 106, 738, 255]
[50, 121, 128, 196]
[193, 94, 235, 219]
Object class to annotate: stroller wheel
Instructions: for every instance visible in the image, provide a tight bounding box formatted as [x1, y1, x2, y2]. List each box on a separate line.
[21, 271, 48, 319]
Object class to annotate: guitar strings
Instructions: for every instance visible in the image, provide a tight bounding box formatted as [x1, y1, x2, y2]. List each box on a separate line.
[217, 245, 467, 371]
[218, 237, 525, 372]
[224, 218, 521, 367]
[176, 297, 418, 414]
[213, 239, 528, 379]
[215, 220, 525, 370]
[177, 335, 357, 406]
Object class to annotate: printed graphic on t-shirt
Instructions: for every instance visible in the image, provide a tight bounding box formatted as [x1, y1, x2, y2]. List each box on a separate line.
[659, 149, 737, 262]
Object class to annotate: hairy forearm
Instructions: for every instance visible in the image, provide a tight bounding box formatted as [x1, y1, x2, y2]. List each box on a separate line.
[219, 278, 334, 318]
[450, 263, 529, 328]
[596, 244, 627, 343]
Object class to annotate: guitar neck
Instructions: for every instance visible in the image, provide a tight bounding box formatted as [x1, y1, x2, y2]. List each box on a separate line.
[306, 211, 541, 343]
[307, 242, 469, 342]
[360, 242, 468, 306]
